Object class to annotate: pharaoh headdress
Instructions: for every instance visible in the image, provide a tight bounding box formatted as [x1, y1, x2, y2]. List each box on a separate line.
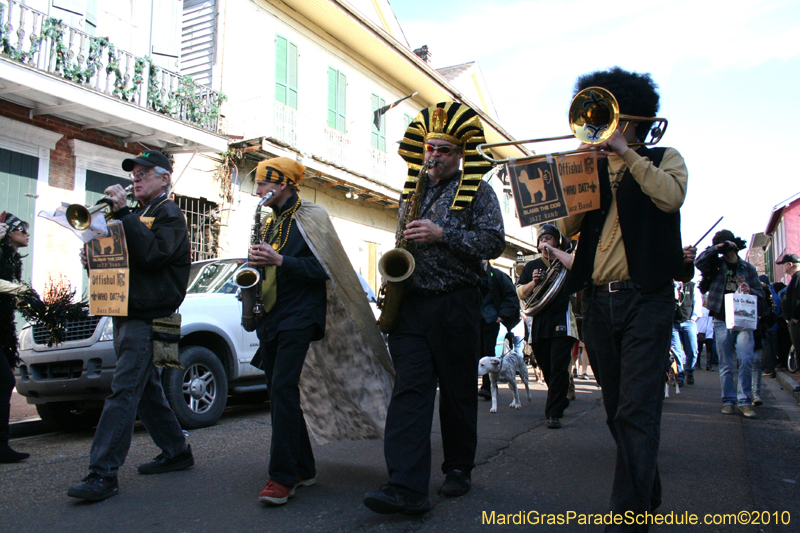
[397, 102, 491, 210]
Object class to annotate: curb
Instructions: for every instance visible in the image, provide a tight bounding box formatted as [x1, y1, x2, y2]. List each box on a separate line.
[774, 369, 800, 403]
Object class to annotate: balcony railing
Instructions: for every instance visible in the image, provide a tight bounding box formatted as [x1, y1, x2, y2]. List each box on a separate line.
[0, 0, 224, 133]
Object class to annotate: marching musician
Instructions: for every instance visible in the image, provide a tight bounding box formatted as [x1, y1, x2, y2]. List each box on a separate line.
[516, 224, 577, 430]
[364, 102, 504, 515]
[247, 157, 392, 506]
[69, 150, 194, 501]
[555, 68, 692, 532]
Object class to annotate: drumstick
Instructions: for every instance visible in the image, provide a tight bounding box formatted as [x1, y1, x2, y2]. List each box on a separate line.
[693, 216, 723, 248]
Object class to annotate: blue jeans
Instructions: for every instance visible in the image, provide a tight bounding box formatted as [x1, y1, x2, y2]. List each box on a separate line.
[670, 325, 686, 379]
[713, 320, 754, 406]
[677, 320, 698, 375]
[752, 348, 762, 397]
[584, 284, 674, 532]
[90, 318, 187, 476]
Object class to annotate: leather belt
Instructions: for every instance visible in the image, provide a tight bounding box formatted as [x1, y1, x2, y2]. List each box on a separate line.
[593, 280, 638, 293]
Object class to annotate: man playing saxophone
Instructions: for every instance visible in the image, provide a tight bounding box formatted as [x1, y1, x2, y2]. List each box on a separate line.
[247, 157, 393, 507]
[364, 102, 504, 515]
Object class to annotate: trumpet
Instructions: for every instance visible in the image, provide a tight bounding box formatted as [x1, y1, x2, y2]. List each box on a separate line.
[66, 185, 136, 230]
[477, 86, 668, 164]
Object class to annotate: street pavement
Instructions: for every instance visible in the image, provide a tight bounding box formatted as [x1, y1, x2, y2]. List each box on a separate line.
[3, 367, 799, 533]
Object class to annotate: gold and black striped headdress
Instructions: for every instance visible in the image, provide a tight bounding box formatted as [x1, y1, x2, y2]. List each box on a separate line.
[398, 102, 490, 210]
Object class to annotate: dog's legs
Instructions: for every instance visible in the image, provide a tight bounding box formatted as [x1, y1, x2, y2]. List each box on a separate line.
[489, 372, 499, 413]
[520, 366, 532, 403]
[509, 376, 521, 409]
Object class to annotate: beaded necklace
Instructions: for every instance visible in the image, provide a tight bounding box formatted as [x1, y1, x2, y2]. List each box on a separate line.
[597, 215, 619, 252]
[262, 196, 302, 252]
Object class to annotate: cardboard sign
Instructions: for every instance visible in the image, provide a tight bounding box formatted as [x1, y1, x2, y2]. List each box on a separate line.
[87, 221, 130, 316]
[557, 153, 601, 215]
[508, 159, 569, 227]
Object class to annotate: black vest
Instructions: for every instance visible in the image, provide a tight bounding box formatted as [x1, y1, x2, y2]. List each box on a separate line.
[675, 281, 695, 322]
[564, 147, 685, 295]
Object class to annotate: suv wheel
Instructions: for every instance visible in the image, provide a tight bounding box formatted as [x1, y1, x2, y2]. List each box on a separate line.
[36, 402, 102, 432]
[163, 346, 228, 429]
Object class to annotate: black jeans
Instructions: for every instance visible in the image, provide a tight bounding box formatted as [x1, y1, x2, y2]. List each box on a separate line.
[583, 285, 673, 533]
[530, 336, 574, 418]
[384, 287, 481, 495]
[0, 352, 15, 445]
[260, 325, 316, 487]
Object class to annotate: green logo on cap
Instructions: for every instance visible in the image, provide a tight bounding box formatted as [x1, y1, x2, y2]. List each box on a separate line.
[138, 152, 150, 158]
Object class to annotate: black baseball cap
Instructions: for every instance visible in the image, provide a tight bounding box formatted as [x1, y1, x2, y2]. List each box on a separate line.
[776, 253, 800, 265]
[122, 150, 172, 173]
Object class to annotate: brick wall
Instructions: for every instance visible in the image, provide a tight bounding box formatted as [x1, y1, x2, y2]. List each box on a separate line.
[0, 100, 149, 190]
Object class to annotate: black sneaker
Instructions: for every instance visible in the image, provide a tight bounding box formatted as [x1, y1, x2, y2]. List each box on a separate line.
[67, 473, 119, 501]
[478, 388, 491, 401]
[137, 444, 194, 475]
[363, 484, 431, 515]
[546, 417, 562, 429]
[440, 469, 471, 497]
[686, 375, 694, 385]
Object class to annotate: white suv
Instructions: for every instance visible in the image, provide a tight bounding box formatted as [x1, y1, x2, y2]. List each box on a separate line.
[17, 258, 266, 432]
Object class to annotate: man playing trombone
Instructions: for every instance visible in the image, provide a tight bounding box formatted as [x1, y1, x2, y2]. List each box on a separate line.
[555, 68, 691, 532]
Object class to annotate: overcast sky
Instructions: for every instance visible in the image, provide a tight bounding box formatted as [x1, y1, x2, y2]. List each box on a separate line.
[389, 0, 800, 254]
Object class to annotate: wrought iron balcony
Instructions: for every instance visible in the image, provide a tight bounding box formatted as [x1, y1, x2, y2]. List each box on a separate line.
[0, 0, 224, 133]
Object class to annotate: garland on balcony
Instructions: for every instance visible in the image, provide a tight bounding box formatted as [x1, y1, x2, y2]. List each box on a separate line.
[0, 13, 226, 130]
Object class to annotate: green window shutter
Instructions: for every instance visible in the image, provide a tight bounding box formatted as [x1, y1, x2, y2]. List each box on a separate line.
[403, 113, 413, 130]
[327, 67, 337, 128]
[287, 41, 298, 109]
[337, 71, 347, 132]
[275, 35, 288, 105]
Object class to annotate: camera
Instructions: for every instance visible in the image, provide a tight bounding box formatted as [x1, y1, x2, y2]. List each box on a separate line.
[719, 242, 736, 254]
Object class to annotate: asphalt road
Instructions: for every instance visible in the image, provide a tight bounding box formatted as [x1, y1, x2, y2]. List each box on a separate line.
[3, 368, 799, 533]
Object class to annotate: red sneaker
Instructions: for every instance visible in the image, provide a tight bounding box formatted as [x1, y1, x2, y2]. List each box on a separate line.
[259, 480, 295, 505]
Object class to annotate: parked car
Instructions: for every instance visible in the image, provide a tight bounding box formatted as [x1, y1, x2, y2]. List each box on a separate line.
[16, 258, 266, 432]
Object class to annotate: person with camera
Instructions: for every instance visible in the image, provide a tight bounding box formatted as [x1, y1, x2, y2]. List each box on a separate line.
[695, 230, 763, 418]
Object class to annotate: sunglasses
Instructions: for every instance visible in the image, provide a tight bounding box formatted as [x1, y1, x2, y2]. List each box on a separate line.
[424, 143, 457, 155]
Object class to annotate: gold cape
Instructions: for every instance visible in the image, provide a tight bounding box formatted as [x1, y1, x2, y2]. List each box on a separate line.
[293, 200, 394, 443]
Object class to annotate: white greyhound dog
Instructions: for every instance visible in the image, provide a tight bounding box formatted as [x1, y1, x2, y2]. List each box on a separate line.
[478, 348, 531, 413]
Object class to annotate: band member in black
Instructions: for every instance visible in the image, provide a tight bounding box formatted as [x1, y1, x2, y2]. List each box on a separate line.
[517, 224, 576, 429]
[364, 102, 504, 515]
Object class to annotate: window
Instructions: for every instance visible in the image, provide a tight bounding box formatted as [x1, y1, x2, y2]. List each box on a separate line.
[275, 35, 298, 109]
[327, 67, 346, 132]
[403, 113, 413, 130]
[371, 94, 386, 152]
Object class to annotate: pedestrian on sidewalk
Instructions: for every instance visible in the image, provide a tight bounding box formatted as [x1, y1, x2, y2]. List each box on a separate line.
[0, 213, 32, 464]
[696, 229, 763, 419]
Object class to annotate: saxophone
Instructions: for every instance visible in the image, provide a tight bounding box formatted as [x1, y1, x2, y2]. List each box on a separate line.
[235, 190, 275, 332]
[376, 160, 432, 333]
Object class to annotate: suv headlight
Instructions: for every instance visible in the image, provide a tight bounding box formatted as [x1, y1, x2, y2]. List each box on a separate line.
[98, 317, 115, 341]
[19, 326, 33, 350]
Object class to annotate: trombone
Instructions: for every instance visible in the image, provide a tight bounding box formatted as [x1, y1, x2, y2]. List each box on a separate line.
[476, 87, 668, 164]
[66, 184, 136, 230]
